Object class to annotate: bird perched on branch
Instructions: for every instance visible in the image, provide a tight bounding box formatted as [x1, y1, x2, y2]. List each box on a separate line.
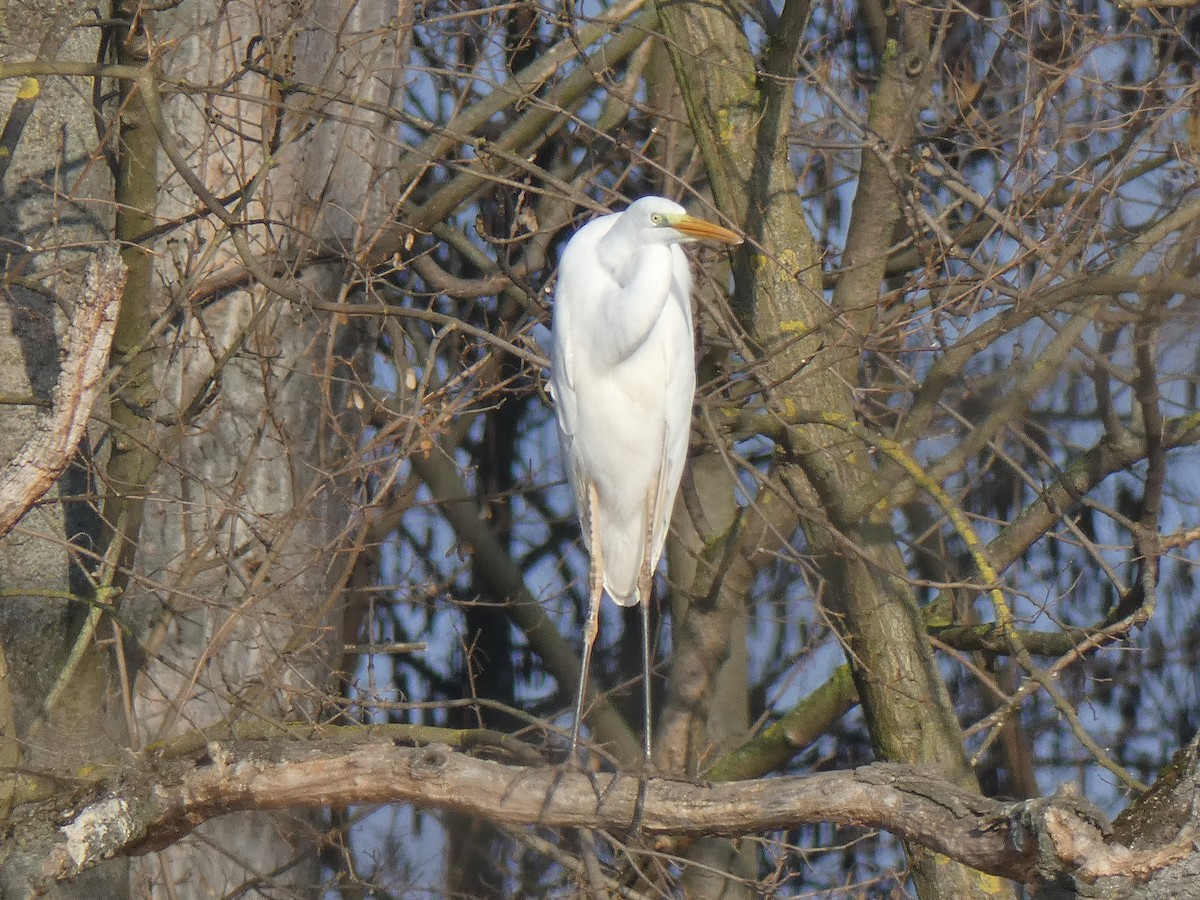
[549, 195, 741, 767]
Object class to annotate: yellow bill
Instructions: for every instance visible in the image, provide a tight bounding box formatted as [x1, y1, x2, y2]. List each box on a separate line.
[666, 213, 743, 245]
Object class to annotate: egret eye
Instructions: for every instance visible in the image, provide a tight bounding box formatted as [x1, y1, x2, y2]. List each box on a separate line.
[549, 194, 739, 772]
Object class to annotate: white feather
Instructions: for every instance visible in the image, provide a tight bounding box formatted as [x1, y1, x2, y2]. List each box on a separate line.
[550, 197, 718, 606]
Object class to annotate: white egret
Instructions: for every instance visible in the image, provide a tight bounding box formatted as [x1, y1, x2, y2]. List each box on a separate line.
[549, 196, 741, 767]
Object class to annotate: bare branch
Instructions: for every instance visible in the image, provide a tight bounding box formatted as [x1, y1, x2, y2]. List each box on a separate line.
[12, 738, 1192, 894]
[0, 248, 126, 538]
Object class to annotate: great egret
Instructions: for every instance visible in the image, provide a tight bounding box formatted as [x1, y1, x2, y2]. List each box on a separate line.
[549, 196, 741, 767]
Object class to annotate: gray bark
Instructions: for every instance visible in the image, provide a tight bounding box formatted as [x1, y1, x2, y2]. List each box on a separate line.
[0, 0, 407, 896]
[0, 2, 127, 896]
[11, 738, 1200, 896]
[125, 1, 406, 894]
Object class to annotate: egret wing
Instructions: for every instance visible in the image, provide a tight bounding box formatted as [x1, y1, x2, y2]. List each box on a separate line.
[645, 247, 696, 575]
[549, 228, 601, 551]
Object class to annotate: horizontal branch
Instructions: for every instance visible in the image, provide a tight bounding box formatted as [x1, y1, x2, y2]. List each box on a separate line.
[9, 737, 1192, 894]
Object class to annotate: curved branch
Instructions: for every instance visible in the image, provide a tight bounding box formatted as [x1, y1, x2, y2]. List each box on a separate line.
[13, 737, 1196, 895]
[0, 248, 126, 538]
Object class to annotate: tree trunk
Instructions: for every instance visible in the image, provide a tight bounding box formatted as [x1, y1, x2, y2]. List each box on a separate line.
[654, 0, 1011, 895]
[0, 0, 408, 895]
[0, 1, 127, 895]
[125, 2, 406, 893]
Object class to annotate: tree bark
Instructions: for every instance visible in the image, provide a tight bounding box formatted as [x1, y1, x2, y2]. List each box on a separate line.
[654, 0, 1009, 896]
[7, 734, 1199, 897]
[0, 0, 406, 896]
[0, 2, 128, 895]
[0, 250, 125, 539]
[119, 1, 407, 894]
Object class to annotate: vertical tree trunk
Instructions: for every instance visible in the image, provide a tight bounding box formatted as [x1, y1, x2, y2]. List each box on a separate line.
[0, 2, 127, 895]
[123, 2, 407, 893]
[446, 364, 523, 898]
[654, 0, 1011, 895]
[2, 0, 407, 895]
[665, 455, 756, 897]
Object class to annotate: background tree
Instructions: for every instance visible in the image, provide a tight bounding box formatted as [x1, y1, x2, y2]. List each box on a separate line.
[1, 0, 406, 895]
[2, 0, 1200, 898]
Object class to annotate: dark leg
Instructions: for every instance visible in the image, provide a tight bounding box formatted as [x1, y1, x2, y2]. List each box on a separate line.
[640, 582, 653, 770]
[630, 485, 658, 833]
[637, 480, 658, 771]
[631, 563, 655, 833]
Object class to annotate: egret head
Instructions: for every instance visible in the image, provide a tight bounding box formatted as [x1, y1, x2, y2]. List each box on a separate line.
[623, 196, 742, 247]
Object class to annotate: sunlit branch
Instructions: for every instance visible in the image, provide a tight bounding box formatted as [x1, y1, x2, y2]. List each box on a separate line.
[24, 737, 1193, 891]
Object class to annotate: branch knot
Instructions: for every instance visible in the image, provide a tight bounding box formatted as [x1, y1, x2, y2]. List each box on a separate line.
[409, 744, 451, 779]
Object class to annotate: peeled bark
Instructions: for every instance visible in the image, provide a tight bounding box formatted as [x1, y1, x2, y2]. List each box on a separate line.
[9, 734, 1200, 897]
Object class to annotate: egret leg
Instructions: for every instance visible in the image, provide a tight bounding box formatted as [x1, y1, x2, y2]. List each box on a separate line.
[638, 571, 653, 771]
[569, 482, 604, 763]
[637, 481, 658, 771]
[630, 488, 658, 834]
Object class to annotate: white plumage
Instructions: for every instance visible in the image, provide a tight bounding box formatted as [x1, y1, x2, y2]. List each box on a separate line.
[549, 195, 741, 763]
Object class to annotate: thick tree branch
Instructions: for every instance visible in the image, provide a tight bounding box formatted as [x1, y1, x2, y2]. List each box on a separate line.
[9, 738, 1194, 895]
